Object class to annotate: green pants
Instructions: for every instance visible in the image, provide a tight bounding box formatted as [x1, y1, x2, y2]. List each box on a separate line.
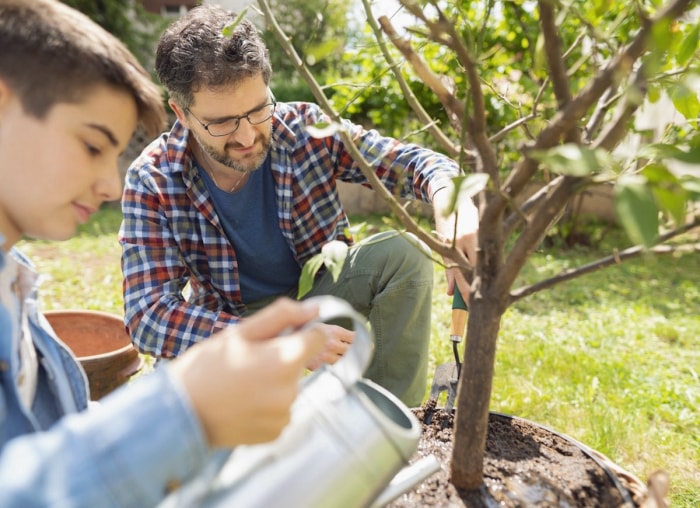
[245, 231, 433, 406]
[304, 231, 433, 407]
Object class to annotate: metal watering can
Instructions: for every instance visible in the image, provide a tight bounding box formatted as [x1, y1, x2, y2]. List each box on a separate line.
[160, 296, 428, 508]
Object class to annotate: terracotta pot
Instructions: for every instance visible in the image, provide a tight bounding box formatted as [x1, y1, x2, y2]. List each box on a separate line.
[44, 310, 143, 401]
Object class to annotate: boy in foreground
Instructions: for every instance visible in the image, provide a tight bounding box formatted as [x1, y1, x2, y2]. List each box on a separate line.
[0, 1, 328, 505]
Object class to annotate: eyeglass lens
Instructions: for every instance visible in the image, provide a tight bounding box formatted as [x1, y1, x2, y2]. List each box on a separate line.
[207, 102, 275, 136]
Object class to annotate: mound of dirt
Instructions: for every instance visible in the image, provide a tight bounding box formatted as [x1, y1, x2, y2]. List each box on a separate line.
[386, 403, 657, 507]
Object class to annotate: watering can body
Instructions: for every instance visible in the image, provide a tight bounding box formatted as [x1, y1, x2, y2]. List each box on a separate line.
[159, 296, 421, 508]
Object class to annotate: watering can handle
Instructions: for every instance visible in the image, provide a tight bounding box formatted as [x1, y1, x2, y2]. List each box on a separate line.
[304, 295, 373, 387]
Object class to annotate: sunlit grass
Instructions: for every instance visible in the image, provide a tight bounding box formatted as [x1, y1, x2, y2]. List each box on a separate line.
[356, 214, 699, 507]
[18, 204, 125, 314]
[17, 206, 700, 506]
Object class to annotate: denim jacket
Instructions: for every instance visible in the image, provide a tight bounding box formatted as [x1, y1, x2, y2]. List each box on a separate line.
[0, 247, 210, 507]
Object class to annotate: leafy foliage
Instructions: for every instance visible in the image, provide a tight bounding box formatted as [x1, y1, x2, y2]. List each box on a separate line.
[60, 0, 167, 68]
[261, 0, 353, 102]
[322, 0, 700, 247]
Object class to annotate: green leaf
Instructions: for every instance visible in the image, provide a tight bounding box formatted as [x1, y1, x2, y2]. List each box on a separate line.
[222, 9, 247, 38]
[668, 83, 700, 121]
[295, 240, 349, 299]
[443, 173, 490, 217]
[639, 143, 700, 164]
[647, 85, 661, 103]
[680, 173, 700, 198]
[531, 144, 613, 177]
[305, 39, 343, 66]
[677, 24, 699, 67]
[638, 143, 686, 161]
[306, 121, 342, 138]
[297, 253, 324, 299]
[651, 18, 673, 53]
[347, 222, 368, 239]
[640, 162, 679, 185]
[593, 0, 608, 17]
[320, 240, 348, 282]
[653, 186, 687, 227]
[614, 176, 659, 248]
[642, 164, 686, 225]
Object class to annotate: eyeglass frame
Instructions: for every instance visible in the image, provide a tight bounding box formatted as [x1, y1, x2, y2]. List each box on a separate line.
[185, 99, 277, 137]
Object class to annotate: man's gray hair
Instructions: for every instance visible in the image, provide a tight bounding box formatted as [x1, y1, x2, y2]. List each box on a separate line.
[156, 4, 272, 109]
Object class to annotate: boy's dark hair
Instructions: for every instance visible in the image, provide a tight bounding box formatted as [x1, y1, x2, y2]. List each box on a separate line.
[0, 0, 166, 136]
[155, 4, 272, 109]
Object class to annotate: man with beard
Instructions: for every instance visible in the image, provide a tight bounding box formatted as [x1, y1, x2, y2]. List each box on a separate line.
[120, 4, 478, 407]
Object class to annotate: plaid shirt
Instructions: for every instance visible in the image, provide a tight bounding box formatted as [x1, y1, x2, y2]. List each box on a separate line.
[120, 101, 458, 358]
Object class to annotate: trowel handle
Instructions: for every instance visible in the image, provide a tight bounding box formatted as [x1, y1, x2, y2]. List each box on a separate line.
[452, 286, 468, 311]
[450, 287, 468, 342]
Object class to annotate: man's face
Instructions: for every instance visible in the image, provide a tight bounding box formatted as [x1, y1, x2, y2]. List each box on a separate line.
[183, 74, 273, 174]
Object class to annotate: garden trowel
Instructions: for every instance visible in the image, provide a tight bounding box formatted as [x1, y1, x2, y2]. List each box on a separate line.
[423, 287, 468, 424]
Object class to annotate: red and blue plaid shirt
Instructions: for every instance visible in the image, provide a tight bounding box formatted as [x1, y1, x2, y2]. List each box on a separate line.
[120, 101, 458, 358]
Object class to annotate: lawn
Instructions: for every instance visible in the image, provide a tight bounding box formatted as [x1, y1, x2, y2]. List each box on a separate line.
[18, 204, 700, 506]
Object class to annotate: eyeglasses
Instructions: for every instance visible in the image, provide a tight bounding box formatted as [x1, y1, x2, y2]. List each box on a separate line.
[186, 100, 276, 137]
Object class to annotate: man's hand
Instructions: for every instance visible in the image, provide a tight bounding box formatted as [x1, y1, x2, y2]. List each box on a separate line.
[169, 298, 329, 448]
[432, 187, 479, 299]
[304, 323, 355, 370]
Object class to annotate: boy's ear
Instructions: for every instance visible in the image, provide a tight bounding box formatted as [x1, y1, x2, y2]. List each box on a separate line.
[0, 79, 13, 117]
[168, 99, 189, 127]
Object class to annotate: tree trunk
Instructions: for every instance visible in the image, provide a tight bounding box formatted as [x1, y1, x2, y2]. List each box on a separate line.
[449, 294, 506, 490]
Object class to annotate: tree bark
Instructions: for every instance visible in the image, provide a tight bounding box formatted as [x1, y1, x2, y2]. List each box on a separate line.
[449, 292, 507, 489]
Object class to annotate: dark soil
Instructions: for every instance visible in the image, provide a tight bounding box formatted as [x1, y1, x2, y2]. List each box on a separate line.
[386, 401, 651, 507]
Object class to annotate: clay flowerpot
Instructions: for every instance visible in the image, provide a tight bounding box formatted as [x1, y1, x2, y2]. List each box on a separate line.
[44, 310, 143, 401]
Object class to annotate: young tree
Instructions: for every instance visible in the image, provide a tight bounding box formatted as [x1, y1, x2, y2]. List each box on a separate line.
[259, 0, 700, 495]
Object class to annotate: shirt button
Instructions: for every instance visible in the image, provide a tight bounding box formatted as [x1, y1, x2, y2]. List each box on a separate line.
[0, 360, 8, 372]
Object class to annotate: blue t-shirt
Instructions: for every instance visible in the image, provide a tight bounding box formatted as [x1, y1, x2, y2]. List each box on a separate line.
[199, 154, 301, 303]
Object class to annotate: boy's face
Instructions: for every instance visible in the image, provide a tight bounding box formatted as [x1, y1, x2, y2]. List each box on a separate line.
[0, 82, 137, 249]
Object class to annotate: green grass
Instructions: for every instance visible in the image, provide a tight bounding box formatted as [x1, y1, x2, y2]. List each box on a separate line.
[18, 205, 125, 314]
[18, 206, 700, 506]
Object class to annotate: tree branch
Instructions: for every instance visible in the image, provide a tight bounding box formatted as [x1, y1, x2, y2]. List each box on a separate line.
[362, 2, 463, 158]
[509, 217, 700, 303]
[397, 0, 499, 183]
[377, 15, 465, 127]
[484, 0, 693, 226]
[496, 176, 586, 295]
[593, 63, 648, 151]
[502, 175, 566, 235]
[488, 113, 539, 144]
[538, 0, 573, 109]
[258, 0, 472, 275]
[538, 0, 580, 144]
[583, 86, 618, 144]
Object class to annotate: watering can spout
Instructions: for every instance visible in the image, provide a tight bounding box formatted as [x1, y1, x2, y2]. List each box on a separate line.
[370, 455, 442, 508]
